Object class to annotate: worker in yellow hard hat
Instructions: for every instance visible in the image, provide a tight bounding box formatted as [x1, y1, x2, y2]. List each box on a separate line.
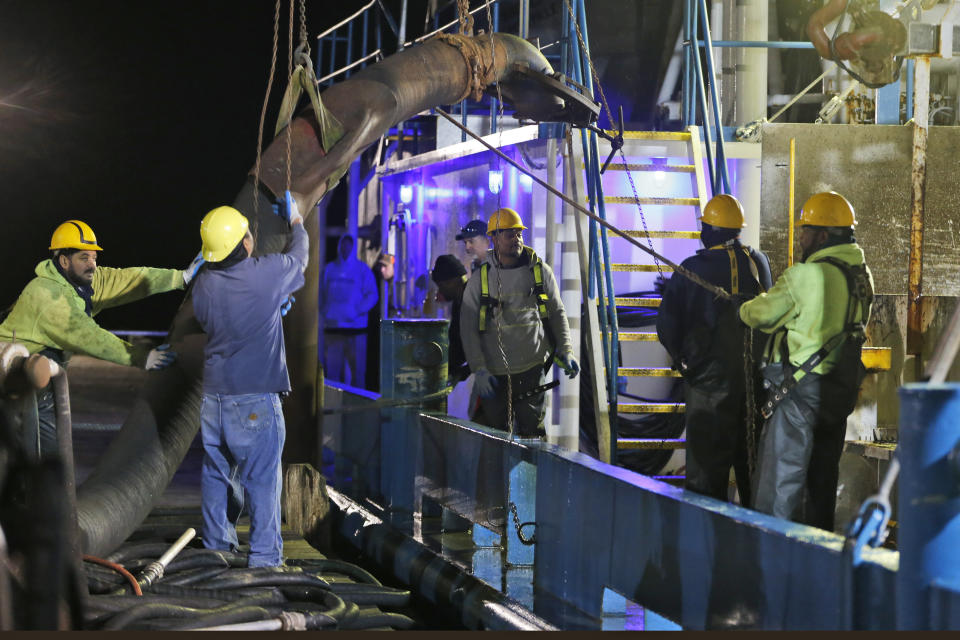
[740, 191, 874, 531]
[0, 219, 201, 458]
[656, 194, 773, 505]
[459, 207, 579, 437]
[191, 197, 309, 568]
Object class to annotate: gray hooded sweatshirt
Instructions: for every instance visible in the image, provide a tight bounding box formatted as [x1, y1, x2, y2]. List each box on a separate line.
[460, 247, 573, 376]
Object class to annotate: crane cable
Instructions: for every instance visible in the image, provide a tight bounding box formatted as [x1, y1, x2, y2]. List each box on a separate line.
[252, 0, 283, 242]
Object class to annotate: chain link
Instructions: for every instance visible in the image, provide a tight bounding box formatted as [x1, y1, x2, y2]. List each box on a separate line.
[299, 0, 309, 55]
[457, 0, 474, 36]
[483, 0, 515, 436]
[508, 501, 536, 545]
[253, 0, 282, 234]
[745, 325, 759, 477]
[285, 0, 295, 196]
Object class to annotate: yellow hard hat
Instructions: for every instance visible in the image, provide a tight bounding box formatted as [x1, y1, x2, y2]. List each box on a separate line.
[798, 191, 856, 227]
[49, 220, 103, 251]
[200, 206, 249, 262]
[700, 194, 745, 229]
[486, 207, 526, 236]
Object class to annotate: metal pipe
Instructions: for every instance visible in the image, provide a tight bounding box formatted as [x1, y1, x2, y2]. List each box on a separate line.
[316, 0, 377, 41]
[136, 528, 197, 588]
[698, 0, 731, 193]
[697, 40, 814, 48]
[907, 57, 930, 361]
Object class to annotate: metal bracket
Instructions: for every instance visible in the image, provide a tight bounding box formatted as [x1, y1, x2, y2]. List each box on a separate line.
[495, 63, 600, 128]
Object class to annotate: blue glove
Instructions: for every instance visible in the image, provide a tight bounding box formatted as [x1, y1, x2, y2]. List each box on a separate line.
[182, 251, 205, 285]
[560, 353, 580, 379]
[473, 368, 498, 399]
[145, 344, 177, 371]
[281, 190, 303, 226]
[280, 295, 296, 316]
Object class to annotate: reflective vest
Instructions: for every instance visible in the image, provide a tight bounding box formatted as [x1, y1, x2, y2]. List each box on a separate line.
[706, 243, 765, 295]
[477, 246, 549, 333]
[477, 247, 559, 372]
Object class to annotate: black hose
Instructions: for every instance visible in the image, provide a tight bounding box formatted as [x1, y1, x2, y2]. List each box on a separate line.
[155, 565, 231, 587]
[202, 570, 330, 591]
[285, 558, 383, 586]
[345, 609, 417, 630]
[100, 591, 284, 630]
[326, 583, 412, 607]
[138, 605, 281, 631]
[275, 586, 348, 620]
[83, 593, 234, 629]
[141, 582, 274, 602]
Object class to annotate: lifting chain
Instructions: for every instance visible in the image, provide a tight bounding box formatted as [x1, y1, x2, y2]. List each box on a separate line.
[508, 502, 536, 545]
[456, 0, 474, 36]
[285, 0, 296, 196]
[744, 327, 759, 477]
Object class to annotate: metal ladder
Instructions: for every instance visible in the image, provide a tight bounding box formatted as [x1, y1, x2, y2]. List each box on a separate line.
[597, 128, 708, 463]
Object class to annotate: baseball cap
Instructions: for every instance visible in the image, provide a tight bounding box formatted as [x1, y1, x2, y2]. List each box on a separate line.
[455, 219, 487, 240]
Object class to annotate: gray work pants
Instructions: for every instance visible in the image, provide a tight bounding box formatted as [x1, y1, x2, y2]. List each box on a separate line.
[752, 361, 859, 531]
[476, 366, 546, 438]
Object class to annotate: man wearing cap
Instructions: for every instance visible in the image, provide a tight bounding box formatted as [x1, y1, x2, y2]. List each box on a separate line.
[191, 200, 308, 567]
[460, 207, 579, 437]
[740, 191, 873, 531]
[0, 219, 197, 458]
[455, 219, 491, 272]
[657, 194, 772, 504]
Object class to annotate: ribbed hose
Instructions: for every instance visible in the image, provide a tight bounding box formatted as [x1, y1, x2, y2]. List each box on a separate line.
[74, 32, 554, 558]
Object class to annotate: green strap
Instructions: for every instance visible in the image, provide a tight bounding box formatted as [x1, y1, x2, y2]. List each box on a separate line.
[479, 262, 490, 332]
[275, 49, 345, 154]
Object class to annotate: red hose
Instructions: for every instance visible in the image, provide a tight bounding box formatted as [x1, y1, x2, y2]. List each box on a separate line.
[82, 555, 142, 596]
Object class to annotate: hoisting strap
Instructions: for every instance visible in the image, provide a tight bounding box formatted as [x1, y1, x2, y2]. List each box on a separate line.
[274, 44, 346, 154]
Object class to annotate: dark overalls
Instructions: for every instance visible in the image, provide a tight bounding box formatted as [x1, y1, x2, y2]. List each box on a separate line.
[657, 241, 772, 503]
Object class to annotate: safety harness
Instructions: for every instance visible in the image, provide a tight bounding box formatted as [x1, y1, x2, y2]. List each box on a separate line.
[759, 256, 873, 419]
[706, 242, 764, 295]
[478, 247, 560, 374]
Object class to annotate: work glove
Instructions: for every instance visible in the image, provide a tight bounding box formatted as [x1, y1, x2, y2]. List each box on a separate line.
[473, 368, 498, 399]
[560, 353, 580, 379]
[282, 190, 303, 227]
[280, 295, 295, 317]
[145, 344, 177, 371]
[182, 251, 205, 285]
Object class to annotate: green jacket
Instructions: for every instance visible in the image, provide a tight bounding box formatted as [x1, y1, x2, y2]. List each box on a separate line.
[739, 242, 873, 376]
[0, 260, 184, 367]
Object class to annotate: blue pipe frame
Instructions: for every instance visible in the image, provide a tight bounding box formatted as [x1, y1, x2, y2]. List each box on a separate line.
[564, 0, 620, 450]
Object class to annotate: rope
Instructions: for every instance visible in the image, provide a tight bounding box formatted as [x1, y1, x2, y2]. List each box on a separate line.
[252, 0, 282, 237]
[432, 109, 732, 302]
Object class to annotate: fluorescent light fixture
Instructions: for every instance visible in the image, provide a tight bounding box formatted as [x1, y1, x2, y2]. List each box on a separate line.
[399, 184, 413, 204]
[488, 170, 503, 194]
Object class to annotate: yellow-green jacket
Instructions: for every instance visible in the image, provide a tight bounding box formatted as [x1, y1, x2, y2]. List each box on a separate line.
[0, 260, 184, 367]
[739, 242, 873, 376]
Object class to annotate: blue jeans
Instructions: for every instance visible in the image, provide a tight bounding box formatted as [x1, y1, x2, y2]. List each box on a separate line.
[201, 392, 285, 567]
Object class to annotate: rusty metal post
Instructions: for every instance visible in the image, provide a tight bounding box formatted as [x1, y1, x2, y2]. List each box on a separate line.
[907, 57, 930, 364]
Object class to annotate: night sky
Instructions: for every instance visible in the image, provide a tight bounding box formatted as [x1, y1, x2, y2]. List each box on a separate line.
[0, 1, 420, 330]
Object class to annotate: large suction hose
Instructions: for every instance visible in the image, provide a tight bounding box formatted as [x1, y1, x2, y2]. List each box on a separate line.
[75, 33, 554, 557]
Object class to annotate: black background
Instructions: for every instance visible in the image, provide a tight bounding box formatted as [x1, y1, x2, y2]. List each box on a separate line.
[0, 0, 424, 330]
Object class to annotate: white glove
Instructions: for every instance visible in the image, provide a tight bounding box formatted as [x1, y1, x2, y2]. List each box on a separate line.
[145, 344, 177, 370]
[182, 251, 205, 285]
[474, 368, 498, 399]
[285, 190, 303, 227]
